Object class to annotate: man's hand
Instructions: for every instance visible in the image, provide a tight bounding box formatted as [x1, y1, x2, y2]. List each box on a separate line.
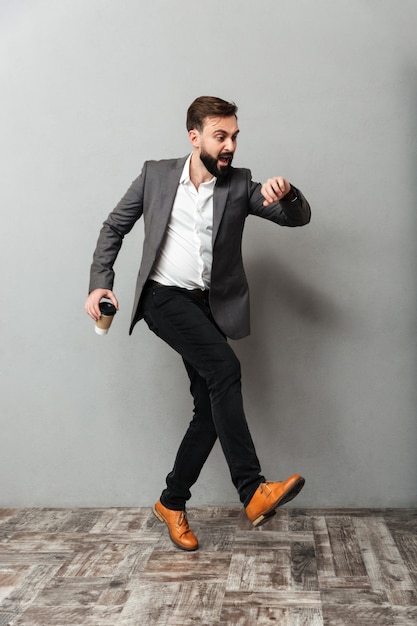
[261, 176, 292, 206]
[85, 288, 119, 321]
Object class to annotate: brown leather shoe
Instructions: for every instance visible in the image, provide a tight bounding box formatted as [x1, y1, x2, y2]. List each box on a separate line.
[245, 475, 305, 527]
[153, 500, 198, 551]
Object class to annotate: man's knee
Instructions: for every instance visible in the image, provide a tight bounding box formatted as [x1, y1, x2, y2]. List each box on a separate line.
[207, 348, 241, 390]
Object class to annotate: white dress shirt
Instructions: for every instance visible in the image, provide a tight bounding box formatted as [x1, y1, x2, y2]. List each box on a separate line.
[149, 154, 215, 290]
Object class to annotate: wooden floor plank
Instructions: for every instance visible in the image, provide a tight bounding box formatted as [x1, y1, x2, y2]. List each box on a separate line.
[141, 550, 231, 583]
[118, 581, 181, 625]
[312, 515, 336, 579]
[354, 516, 417, 605]
[326, 515, 367, 577]
[226, 546, 291, 591]
[290, 541, 319, 591]
[165, 582, 226, 625]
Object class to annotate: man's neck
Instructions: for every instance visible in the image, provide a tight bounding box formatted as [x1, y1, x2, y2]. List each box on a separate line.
[189, 152, 214, 190]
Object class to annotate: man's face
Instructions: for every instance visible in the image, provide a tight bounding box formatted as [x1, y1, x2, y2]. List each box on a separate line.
[195, 116, 239, 178]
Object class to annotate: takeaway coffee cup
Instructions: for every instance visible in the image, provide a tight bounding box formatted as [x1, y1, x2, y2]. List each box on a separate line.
[95, 301, 117, 335]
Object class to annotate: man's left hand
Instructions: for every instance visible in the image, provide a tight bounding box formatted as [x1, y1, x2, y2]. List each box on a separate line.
[261, 176, 291, 206]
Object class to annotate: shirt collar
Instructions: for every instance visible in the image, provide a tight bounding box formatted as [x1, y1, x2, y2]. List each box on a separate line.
[180, 153, 216, 187]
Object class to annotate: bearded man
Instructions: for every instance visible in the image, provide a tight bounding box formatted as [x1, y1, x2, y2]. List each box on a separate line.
[85, 96, 311, 551]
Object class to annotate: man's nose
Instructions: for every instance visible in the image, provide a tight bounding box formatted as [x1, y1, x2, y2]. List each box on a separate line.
[224, 138, 235, 152]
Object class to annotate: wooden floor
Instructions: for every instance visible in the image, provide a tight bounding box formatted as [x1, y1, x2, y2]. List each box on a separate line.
[0, 507, 416, 625]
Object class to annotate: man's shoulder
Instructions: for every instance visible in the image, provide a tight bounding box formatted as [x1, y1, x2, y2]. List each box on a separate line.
[144, 156, 188, 171]
[229, 165, 251, 176]
[227, 165, 253, 185]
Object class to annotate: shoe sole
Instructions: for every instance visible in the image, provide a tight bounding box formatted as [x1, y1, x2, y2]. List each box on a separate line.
[152, 505, 199, 551]
[252, 476, 306, 527]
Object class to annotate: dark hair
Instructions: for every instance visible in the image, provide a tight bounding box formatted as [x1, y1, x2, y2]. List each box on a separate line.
[186, 96, 238, 132]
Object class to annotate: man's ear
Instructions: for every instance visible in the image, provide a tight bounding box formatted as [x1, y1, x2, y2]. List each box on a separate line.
[188, 129, 200, 148]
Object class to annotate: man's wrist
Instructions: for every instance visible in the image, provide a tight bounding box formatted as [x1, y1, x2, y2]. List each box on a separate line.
[283, 186, 298, 203]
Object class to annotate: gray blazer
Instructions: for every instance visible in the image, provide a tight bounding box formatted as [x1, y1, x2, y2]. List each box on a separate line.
[89, 156, 311, 339]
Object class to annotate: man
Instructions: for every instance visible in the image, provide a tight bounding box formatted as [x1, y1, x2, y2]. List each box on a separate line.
[85, 96, 311, 551]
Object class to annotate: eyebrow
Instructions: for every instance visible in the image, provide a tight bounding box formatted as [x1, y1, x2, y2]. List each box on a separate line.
[213, 129, 240, 136]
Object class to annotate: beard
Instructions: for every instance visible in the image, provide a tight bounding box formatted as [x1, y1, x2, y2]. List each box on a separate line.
[200, 148, 233, 178]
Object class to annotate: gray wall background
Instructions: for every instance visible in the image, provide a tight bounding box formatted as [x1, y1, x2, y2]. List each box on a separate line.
[1, 0, 416, 508]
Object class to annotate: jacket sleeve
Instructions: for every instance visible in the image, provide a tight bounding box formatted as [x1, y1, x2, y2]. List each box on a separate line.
[88, 163, 147, 293]
[247, 175, 311, 227]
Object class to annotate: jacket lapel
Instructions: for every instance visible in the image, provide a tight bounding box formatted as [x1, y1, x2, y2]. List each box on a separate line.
[213, 175, 230, 245]
[158, 156, 188, 229]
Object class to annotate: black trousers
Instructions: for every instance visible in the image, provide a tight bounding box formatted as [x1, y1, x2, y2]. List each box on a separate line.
[142, 282, 265, 510]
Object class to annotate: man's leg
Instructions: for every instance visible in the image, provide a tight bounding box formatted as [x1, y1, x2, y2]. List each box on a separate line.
[160, 361, 218, 509]
[142, 284, 265, 508]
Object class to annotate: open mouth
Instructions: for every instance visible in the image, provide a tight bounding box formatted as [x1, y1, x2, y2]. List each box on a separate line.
[218, 154, 232, 167]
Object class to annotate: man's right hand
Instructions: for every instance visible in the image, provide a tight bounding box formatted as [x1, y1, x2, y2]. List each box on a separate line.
[85, 289, 119, 321]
